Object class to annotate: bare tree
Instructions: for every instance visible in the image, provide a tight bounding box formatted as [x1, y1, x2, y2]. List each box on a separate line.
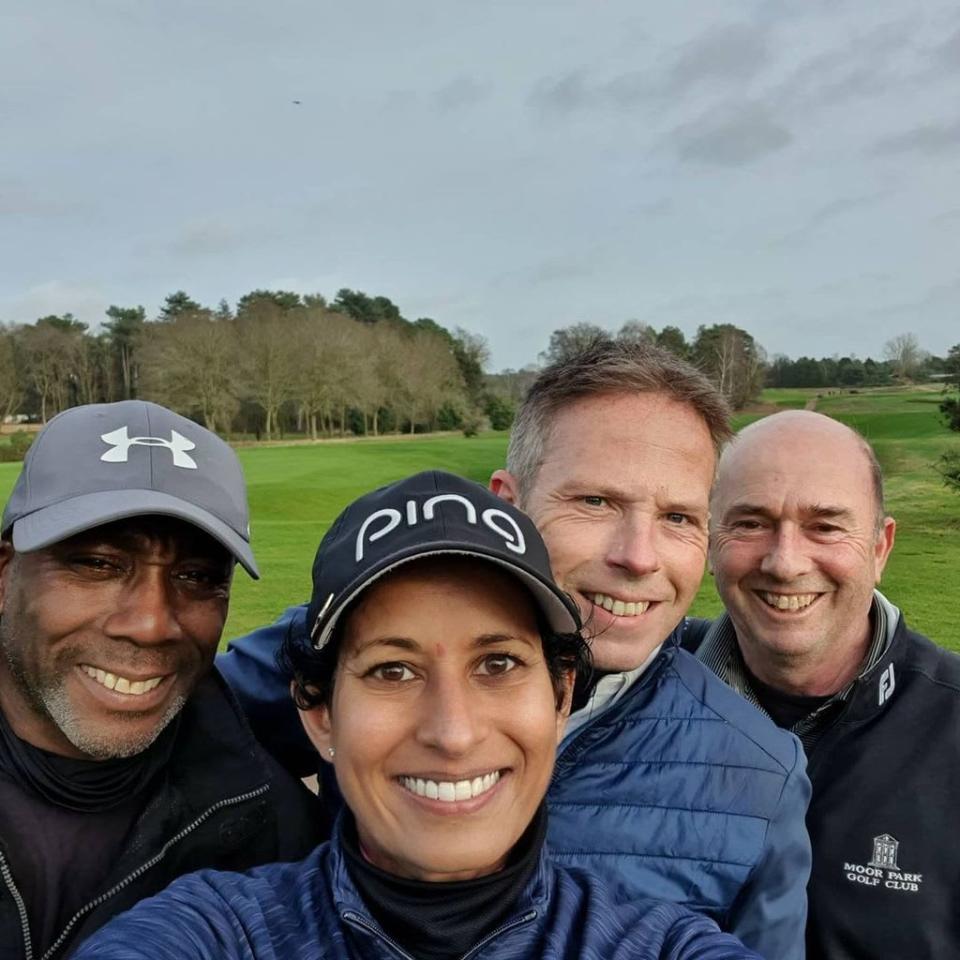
[293, 308, 363, 438]
[883, 333, 926, 381]
[354, 324, 403, 436]
[539, 322, 606, 365]
[19, 319, 88, 422]
[394, 328, 465, 433]
[0, 326, 22, 422]
[72, 335, 107, 406]
[617, 320, 656, 345]
[139, 311, 240, 433]
[692, 323, 766, 409]
[235, 300, 300, 439]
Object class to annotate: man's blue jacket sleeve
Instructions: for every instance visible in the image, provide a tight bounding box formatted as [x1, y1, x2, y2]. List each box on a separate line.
[727, 731, 811, 959]
[216, 604, 316, 777]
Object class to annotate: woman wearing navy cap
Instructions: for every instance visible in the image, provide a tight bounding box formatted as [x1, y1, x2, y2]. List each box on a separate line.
[74, 472, 760, 960]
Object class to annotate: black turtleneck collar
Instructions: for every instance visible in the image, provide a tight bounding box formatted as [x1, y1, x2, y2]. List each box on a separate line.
[0, 704, 179, 812]
[341, 803, 547, 960]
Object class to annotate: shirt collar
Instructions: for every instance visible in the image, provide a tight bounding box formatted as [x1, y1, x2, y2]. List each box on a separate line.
[697, 591, 895, 751]
[562, 642, 664, 742]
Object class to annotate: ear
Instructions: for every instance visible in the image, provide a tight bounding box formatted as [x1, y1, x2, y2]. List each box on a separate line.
[0, 542, 16, 615]
[490, 469, 520, 505]
[873, 516, 896, 582]
[295, 684, 335, 764]
[554, 670, 575, 744]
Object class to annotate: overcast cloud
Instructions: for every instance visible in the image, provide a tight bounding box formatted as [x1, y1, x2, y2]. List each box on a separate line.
[1, 0, 958, 368]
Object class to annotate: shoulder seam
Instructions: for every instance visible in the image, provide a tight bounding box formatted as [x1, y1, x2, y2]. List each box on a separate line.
[666, 657, 798, 774]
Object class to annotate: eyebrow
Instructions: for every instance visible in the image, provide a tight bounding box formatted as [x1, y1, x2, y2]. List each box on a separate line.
[55, 528, 230, 560]
[662, 500, 709, 517]
[349, 636, 420, 657]
[475, 633, 539, 651]
[348, 632, 538, 657]
[724, 502, 856, 522]
[805, 505, 856, 521]
[558, 479, 706, 511]
[555, 478, 631, 499]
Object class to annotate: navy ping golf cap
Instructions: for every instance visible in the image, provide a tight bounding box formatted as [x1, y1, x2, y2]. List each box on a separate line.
[307, 470, 580, 649]
[2, 400, 259, 578]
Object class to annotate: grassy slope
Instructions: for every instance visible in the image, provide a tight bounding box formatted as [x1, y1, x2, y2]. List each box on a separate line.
[227, 435, 511, 635]
[0, 387, 955, 650]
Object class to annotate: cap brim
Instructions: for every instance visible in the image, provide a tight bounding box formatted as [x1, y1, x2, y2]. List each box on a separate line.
[313, 546, 579, 649]
[10, 489, 259, 579]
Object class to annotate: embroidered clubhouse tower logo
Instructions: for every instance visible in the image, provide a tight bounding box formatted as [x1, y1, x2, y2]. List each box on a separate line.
[844, 834, 923, 893]
[869, 834, 899, 870]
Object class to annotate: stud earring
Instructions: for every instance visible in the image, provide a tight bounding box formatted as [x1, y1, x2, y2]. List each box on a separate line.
[327, 747, 336, 758]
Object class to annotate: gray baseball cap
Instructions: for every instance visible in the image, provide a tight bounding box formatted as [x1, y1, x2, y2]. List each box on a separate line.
[1, 400, 259, 578]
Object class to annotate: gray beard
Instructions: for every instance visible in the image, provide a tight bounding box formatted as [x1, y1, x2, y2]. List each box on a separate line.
[0, 624, 185, 761]
[39, 682, 186, 760]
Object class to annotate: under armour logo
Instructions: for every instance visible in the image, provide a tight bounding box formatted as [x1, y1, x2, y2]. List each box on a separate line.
[878, 663, 896, 706]
[100, 426, 198, 470]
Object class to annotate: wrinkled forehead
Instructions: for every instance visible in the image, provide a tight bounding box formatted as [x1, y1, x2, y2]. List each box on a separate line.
[535, 393, 717, 491]
[715, 427, 875, 515]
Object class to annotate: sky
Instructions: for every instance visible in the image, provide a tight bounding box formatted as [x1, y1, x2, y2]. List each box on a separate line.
[2, 0, 958, 370]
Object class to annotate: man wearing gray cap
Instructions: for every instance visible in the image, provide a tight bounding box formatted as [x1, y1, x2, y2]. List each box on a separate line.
[0, 401, 323, 960]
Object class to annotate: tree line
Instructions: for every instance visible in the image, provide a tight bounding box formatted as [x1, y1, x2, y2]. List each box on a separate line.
[535, 320, 766, 409]
[538, 321, 957, 407]
[0, 289, 495, 440]
[1, 290, 955, 446]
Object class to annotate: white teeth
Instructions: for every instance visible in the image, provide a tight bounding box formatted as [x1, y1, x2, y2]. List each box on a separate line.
[760, 592, 818, 611]
[400, 770, 501, 803]
[81, 665, 164, 696]
[593, 594, 650, 617]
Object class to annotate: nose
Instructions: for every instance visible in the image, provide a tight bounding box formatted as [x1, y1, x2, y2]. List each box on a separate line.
[760, 525, 811, 582]
[605, 513, 661, 578]
[415, 673, 488, 757]
[103, 567, 185, 646]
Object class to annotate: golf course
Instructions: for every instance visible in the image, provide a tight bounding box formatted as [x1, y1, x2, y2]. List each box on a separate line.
[1, 385, 956, 651]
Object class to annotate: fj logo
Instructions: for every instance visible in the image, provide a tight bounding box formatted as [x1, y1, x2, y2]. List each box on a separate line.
[878, 663, 895, 706]
[100, 426, 198, 470]
[355, 494, 526, 561]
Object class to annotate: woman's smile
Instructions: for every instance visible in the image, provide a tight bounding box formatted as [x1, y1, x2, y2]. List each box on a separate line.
[301, 558, 570, 882]
[398, 768, 503, 803]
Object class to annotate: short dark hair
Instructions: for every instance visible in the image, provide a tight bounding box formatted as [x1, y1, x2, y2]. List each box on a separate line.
[506, 338, 732, 500]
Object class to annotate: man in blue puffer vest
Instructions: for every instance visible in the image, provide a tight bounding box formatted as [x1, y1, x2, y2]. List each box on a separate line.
[218, 339, 812, 958]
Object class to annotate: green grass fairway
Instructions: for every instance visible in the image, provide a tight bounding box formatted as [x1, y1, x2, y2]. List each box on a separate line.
[0, 388, 956, 652]
[229, 435, 511, 634]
